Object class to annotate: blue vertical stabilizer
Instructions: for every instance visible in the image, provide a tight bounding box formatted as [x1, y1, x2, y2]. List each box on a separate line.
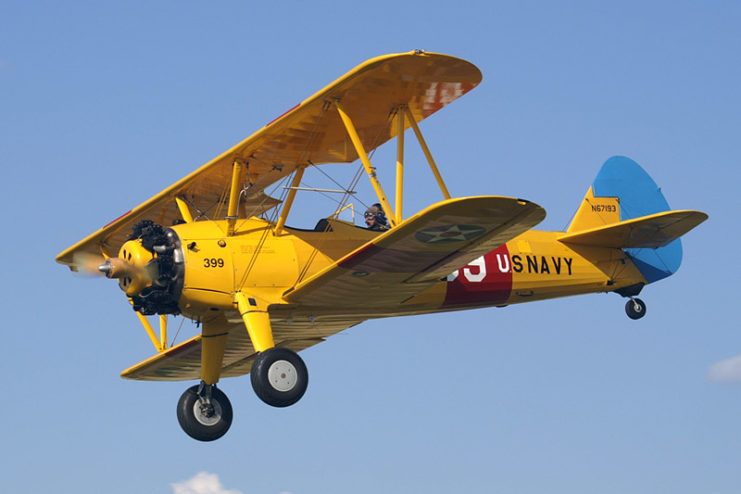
[592, 156, 682, 283]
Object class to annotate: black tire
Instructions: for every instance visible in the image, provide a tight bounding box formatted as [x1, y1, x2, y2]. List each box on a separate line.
[625, 298, 647, 320]
[176, 385, 233, 441]
[251, 347, 308, 408]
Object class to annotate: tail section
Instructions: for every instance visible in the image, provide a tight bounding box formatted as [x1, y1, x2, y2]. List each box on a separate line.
[567, 156, 707, 283]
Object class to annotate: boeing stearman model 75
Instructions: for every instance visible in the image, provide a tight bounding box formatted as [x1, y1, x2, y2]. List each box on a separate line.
[57, 51, 707, 441]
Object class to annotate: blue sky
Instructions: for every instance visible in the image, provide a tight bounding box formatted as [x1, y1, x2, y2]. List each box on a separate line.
[2, 1, 739, 493]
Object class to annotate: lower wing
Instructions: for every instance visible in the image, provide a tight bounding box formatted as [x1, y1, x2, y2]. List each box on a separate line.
[120, 312, 365, 381]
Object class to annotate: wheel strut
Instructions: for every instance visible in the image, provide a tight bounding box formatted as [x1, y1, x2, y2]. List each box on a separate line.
[196, 380, 215, 417]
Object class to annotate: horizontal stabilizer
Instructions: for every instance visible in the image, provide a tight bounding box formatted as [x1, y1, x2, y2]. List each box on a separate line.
[558, 210, 707, 249]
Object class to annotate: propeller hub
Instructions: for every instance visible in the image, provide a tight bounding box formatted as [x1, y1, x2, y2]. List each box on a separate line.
[97, 257, 130, 280]
[98, 261, 111, 276]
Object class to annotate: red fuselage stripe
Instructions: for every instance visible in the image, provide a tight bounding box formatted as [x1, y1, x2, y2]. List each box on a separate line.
[443, 244, 513, 307]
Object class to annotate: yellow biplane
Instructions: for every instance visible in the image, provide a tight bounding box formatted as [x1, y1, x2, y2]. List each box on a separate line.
[56, 51, 707, 441]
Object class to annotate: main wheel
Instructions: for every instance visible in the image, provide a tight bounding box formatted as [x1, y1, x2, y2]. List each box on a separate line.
[251, 347, 308, 407]
[176, 385, 233, 441]
[625, 298, 647, 320]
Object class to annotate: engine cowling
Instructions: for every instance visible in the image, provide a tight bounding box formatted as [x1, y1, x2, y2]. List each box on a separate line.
[99, 220, 184, 315]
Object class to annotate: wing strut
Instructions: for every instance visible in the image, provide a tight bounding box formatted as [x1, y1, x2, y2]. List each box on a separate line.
[135, 311, 169, 352]
[395, 106, 405, 224]
[226, 160, 245, 235]
[333, 100, 453, 227]
[274, 165, 306, 235]
[404, 106, 451, 200]
[175, 196, 194, 223]
[334, 99, 397, 227]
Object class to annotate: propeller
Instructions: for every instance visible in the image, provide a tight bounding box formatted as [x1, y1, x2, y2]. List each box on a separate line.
[97, 257, 129, 278]
[70, 252, 153, 297]
[70, 252, 108, 277]
[97, 256, 154, 296]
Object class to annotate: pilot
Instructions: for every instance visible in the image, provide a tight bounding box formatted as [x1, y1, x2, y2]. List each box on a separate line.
[364, 203, 389, 231]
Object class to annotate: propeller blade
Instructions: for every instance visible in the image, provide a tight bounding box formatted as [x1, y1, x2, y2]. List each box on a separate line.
[70, 252, 107, 276]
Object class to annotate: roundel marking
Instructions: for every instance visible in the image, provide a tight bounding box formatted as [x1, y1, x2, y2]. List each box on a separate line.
[415, 224, 486, 244]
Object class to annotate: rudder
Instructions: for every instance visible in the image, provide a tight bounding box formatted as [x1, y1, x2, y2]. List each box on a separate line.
[568, 156, 682, 283]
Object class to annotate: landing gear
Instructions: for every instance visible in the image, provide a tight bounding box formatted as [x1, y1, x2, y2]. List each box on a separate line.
[251, 347, 308, 407]
[176, 382, 233, 441]
[625, 297, 647, 320]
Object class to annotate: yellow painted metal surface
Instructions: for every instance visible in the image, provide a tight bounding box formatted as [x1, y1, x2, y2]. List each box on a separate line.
[283, 196, 545, 307]
[136, 311, 164, 352]
[159, 315, 168, 350]
[567, 186, 620, 232]
[235, 292, 275, 352]
[200, 316, 230, 384]
[505, 230, 631, 302]
[335, 99, 397, 226]
[118, 201, 702, 382]
[175, 196, 193, 223]
[54, 52, 706, 386]
[395, 108, 405, 223]
[120, 313, 359, 381]
[559, 210, 708, 248]
[117, 240, 153, 296]
[274, 166, 305, 235]
[176, 222, 235, 307]
[56, 51, 481, 268]
[226, 160, 244, 235]
[405, 106, 451, 200]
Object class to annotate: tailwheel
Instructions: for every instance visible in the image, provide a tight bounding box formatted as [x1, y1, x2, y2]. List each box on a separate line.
[251, 347, 308, 407]
[176, 382, 233, 441]
[625, 298, 647, 320]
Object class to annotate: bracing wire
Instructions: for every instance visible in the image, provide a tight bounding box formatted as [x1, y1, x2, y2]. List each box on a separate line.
[236, 172, 294, 290]
[292, 111, 394, 285]
[169, 316, 187, 347]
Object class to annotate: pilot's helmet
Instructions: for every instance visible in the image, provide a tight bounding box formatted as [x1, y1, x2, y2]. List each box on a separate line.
[365, 203, 387, 225]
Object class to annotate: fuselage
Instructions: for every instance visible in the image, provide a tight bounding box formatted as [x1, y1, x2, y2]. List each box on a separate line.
[170, 217, 646, 321]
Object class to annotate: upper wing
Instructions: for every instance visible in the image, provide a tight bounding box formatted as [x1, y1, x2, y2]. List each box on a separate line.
[558, 210, 708, 248]
[283, 197, 545, 309]
[57, 51, 482, 266]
